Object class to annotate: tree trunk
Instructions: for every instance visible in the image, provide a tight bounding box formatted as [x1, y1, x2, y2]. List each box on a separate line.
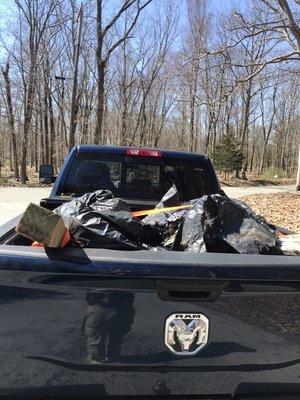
[2, 62, 19, 180]
[20, 59, 36, 184]
[259, 141, 268, 174]
[94, 60, 106, 144]
[9, 140, 13, 172]
[250, 142, 255, 172]
[69, 5, 83, 149]
[296, 144, 300, 191]
[48, 91, 55, 166]
[43, 80, 50, 164]
[94, 0, 105, 145]
[239, 80, 252, 179]
[189, 65, 198, 152]
[204, 123, 211, 155]
[120, 95, 128, 145]
[34, 112, 38, 172]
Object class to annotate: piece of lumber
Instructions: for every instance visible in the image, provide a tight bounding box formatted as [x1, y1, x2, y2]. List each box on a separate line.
[16, 203, 67, 248]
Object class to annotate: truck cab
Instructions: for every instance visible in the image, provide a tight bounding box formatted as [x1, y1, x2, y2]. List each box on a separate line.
[39, 145, 221, 211]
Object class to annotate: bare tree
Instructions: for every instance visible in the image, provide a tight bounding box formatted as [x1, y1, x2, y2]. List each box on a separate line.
[1, 61, 19, 180]
[11, 0, 61, 183]
[296, 144, 300, 190]
[94, 0, 152, 144]
[69, 3, 83, 149]
[259, 80, 279, 172]
[0, 0, 298, 186]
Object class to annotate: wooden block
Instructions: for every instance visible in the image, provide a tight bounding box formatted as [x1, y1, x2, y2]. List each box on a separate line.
[16, 203, 66, 248]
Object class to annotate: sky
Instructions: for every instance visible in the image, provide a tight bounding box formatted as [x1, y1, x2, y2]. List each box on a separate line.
[0, 0, 242, 61]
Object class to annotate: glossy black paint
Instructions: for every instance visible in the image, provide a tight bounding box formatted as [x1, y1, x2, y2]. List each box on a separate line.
[0, 241, 299, 398]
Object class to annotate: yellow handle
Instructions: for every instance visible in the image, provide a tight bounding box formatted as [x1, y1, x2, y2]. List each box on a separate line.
[132, 204, 192, 218]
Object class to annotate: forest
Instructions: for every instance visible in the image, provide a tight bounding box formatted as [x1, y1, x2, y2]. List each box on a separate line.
[0, 0, 299, 184]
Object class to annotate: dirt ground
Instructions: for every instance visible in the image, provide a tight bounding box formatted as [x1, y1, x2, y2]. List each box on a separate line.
[0, 164, 43, 187]
[241, 193, 300, 233]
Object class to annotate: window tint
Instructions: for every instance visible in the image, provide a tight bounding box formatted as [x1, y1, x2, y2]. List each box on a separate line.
[123, 163, 161, 198]
[163, 162, 212, 200]
[63, 156, 122, 194]
[62, 153, 215, 201]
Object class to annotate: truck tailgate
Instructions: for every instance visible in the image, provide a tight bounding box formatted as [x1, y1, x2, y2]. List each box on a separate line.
[0, 246, 299, 398]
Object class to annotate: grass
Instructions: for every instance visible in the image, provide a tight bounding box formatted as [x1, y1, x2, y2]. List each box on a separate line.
[260, 167, 293, 180]
[218, 168, 296, 187]
[0, 175, 8, 185]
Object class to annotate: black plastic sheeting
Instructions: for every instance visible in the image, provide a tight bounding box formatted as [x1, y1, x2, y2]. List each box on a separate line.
[55, 190, 162, 250]
[176, 194, 281, 255]
[55, 187, 281, 255]
[143, 187, 280, 254]
[155, 184, 180, 209]
[142, 185, 186, 249]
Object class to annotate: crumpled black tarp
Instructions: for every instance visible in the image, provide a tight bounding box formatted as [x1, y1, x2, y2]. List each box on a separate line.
[177, 194, 281, 255]
[55, 190, 162, 250]
[55, 188, 281, 255]
[143, 187, 280, 254]
[156, 184, 180, 209]
[142, 185, 186, 249]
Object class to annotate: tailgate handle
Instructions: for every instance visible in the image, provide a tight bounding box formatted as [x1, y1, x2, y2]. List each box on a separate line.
[156, 280, 228, 302]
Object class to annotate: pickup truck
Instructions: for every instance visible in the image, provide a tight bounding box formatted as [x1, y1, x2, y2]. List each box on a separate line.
[0, 145, 299, 399]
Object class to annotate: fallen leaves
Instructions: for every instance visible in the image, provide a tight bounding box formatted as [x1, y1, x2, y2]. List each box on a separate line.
[241, 193, 300, 233]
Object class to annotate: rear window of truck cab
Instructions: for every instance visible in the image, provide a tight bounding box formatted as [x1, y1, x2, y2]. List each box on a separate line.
[62, 153, 215, 201]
